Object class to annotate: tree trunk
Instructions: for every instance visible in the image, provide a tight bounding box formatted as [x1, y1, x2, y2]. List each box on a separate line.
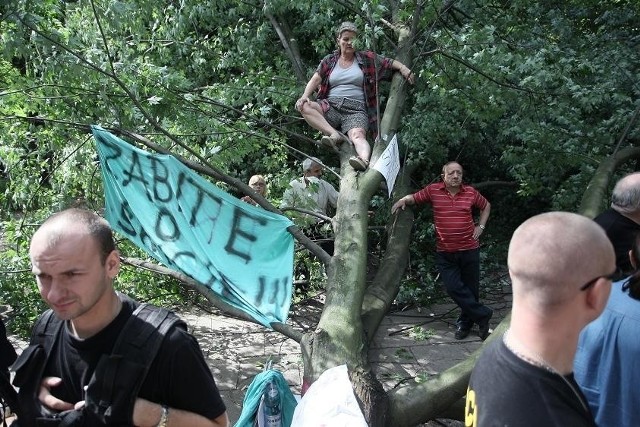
[299, 163, 376, 385]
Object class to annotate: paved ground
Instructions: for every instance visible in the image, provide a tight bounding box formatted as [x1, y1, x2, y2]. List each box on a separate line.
[4, 287, 511, 426]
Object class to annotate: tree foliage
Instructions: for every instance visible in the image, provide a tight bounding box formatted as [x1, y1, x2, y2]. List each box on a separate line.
[1, 0, 639, 425]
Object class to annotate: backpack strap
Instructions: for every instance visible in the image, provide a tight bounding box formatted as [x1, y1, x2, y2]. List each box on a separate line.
[85, 302, 186, 425]
[114, 303, 184, 362]
[10, 310, 64, 427]
[30, 310, 62, 350]
[111, 303, 185, 400]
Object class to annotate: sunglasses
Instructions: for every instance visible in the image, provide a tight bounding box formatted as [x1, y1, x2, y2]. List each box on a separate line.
[580, 268, 620, 291]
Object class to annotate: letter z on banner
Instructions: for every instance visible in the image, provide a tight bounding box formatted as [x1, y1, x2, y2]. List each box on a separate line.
[92, 125, 294, 328]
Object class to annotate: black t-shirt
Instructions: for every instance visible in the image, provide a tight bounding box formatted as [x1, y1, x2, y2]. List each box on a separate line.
[594, 208, 640, 274]
[44, 297, 226, 421]
[465, 338, 597, 427]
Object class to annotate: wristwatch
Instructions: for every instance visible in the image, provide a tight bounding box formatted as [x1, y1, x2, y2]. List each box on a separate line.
[479, 224, 485, 230]
[156, 405, 169, 427]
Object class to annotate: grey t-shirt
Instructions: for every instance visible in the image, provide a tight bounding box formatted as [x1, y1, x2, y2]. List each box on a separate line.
[328, 62, 364, 101]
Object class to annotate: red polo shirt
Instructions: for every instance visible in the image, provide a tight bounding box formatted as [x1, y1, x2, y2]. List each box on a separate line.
[412, 182, 488, 252]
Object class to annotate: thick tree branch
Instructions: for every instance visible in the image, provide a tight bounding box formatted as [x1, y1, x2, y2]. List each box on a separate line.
[361, 164, 416, 338]
[387, 319, 509, 425]
[264, 6, 307, 84]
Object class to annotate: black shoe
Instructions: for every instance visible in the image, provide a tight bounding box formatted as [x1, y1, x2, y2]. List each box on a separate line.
[478, 310, 493, 341]
[455, 327, 471, 340]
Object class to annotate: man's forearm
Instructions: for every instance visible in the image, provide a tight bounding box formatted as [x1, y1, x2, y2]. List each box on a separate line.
[401, 194, 416, 206]
[133, 399, 228, 427]
[478, 203, 491, 227]
[163, 407, 228, 427]
[392, 194, 416, 214]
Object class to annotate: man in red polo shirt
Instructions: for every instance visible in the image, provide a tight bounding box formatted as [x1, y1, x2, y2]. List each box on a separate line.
[392, 161, 493, 340]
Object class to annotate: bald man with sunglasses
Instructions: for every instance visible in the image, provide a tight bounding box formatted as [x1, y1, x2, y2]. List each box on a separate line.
[465, 212, 615, 427]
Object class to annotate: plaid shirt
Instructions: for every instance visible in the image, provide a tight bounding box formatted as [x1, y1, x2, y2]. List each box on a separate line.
[315, 50, 394, 139]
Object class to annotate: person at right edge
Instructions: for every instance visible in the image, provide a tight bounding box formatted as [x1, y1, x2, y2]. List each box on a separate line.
[574, 231, 640, 427]
[593, 171, 640, 275]
[391, 161, 493, 341]
[466, 212, 616, 427]
[295, 21, 414, 172]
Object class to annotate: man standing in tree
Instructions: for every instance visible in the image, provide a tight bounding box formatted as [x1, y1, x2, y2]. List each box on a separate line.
[281, 157, 339, 263]
[392, 161, 493, 340]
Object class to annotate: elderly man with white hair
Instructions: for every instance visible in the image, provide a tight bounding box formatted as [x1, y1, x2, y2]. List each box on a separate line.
[281, 157, 339, 262]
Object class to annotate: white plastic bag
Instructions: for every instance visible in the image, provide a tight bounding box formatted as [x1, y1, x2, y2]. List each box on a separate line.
[290, 365, 368, 427]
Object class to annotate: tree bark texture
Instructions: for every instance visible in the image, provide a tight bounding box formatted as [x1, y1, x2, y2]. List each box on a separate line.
[349, 364, 389, 427]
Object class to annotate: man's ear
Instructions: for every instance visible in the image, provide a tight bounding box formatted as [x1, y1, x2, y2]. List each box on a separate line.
[584, 278, 611, 317]
[629, 249, 636, 270]
[105, 250, 120, 279]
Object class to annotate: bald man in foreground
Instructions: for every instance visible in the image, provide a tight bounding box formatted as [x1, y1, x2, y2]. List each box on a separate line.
[12, 208, 228, 426]
[465, 212, 616, 427]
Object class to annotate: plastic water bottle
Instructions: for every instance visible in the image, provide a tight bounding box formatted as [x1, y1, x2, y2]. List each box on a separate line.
[263, 380, 282, 427]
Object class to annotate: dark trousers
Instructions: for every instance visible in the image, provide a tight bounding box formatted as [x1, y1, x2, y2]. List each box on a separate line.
[435, 248, 491, 329]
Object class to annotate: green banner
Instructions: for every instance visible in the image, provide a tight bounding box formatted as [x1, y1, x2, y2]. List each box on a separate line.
[92, 126, 294, 327]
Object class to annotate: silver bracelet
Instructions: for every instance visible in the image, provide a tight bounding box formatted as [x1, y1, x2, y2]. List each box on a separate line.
[479, 224, 485, 230]
[156, 405, 169, 427]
